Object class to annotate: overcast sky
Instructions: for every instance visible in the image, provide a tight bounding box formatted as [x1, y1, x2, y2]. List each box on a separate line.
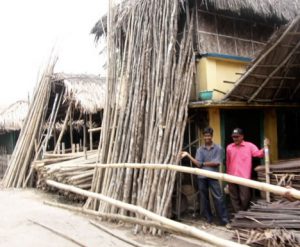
[0, 0, 107, 108]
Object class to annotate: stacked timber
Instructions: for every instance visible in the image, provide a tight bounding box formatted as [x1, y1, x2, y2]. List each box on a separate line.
[231, 200, 300, 229]
[231, 200, 300, 246]
[233, 228, 300, 247]
[255, 159, 300, 199]
[34, 151, 97, 201]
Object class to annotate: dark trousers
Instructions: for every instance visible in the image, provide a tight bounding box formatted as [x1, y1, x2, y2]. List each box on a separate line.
[228, 183, 251, 212]
[197, 177, 228, 224]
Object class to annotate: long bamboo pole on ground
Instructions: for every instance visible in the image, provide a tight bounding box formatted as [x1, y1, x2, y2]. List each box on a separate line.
[28, 219, 85, 247]
[44, 200, 181, 231]
[90, 220, 144, 247]
[46, 180, 247, 247]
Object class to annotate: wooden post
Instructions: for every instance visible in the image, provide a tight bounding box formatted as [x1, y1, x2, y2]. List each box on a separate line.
[89, 114, 93, 150]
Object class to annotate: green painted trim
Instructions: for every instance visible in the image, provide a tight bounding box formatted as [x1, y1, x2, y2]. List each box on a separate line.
[199, 53, 252, 63]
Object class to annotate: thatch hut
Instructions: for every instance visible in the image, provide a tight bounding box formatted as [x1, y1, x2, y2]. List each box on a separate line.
[2, 69, 107, 188]
[46, 73, 106, 153]
[0, 100, 29, 177]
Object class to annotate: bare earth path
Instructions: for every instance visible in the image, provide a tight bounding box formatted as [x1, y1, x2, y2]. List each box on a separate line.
[0, 189, 135, 247]
[0, 187, 232, 247]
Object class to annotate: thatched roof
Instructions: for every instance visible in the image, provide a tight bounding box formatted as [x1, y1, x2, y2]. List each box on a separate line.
[0, 100, 29, 132]
[200, 0, 300, 23]
[91, 0, 300, 40]
[225, 15, 300, 103]
[51, 73, 106, 114]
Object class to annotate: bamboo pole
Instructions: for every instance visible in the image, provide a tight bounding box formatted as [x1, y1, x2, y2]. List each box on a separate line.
[46, 180, 247, 247]
[90, 221, 144, 247]
[44, 200, 177, 230]
[62, 143, 65, 154]
[69, 104, 73, 148]
[248, 40, 300, 102]
[72, 163, 300, 200]
[264, 140, 271, 202]
[53, 103, 72, 153]
[3, 56, 56, 187]
[89, 114, 93, 150]
[28, 219, 85, 247]
[224, 15, 300, 100]
[88, 127, 102, 133]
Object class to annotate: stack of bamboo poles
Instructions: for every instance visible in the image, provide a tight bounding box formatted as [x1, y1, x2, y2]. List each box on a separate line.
[86, 0, 195, 229]
[233, 228, 300, 247]
[34, 151, 97, 200]
[3, 57, 57, 188]
[255, 159, 300, 199]
[231, 200, 300, 229]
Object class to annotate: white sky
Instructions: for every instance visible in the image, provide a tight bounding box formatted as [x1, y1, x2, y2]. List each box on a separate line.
[0, 0, 107, 108]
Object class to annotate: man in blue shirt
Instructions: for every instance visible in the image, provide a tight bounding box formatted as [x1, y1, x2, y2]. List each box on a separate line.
[181, 127, 228, 225]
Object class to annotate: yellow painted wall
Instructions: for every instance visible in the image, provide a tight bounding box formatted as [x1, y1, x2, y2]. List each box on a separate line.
[208, 108, 221, 145]
[196, 57, 248, 101]
[264, 108, 278, 162]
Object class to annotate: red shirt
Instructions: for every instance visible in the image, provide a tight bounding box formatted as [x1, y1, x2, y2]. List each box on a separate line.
[226, 141, 264, 179]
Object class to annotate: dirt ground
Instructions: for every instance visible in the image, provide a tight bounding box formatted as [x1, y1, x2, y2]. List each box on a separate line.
[0, 187, 234, 247]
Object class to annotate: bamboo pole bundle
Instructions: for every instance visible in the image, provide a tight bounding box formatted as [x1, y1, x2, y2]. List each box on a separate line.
[47, 180, 247, 247]
[34, 151, 99, 200]
[3, 57, 57, 188]
[87, 0, 195, 229]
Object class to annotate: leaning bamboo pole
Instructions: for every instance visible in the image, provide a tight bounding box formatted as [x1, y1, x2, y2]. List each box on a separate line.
[3, 56, 56, 187]
[46, 180, 247, 247]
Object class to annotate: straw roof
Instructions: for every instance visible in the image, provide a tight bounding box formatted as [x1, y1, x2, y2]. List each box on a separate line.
[52, 73, 106, 114]
[200, 0, 300, 23]
[0, 100, 29, 132]
[225, 15, 300, 103]
[91, 0, 300, 40]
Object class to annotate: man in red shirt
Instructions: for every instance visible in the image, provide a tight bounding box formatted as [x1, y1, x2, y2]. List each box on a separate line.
[226, 128, 266, 212]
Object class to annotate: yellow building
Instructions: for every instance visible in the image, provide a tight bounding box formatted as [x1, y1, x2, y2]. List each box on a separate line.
[189, 46, 300, 164]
